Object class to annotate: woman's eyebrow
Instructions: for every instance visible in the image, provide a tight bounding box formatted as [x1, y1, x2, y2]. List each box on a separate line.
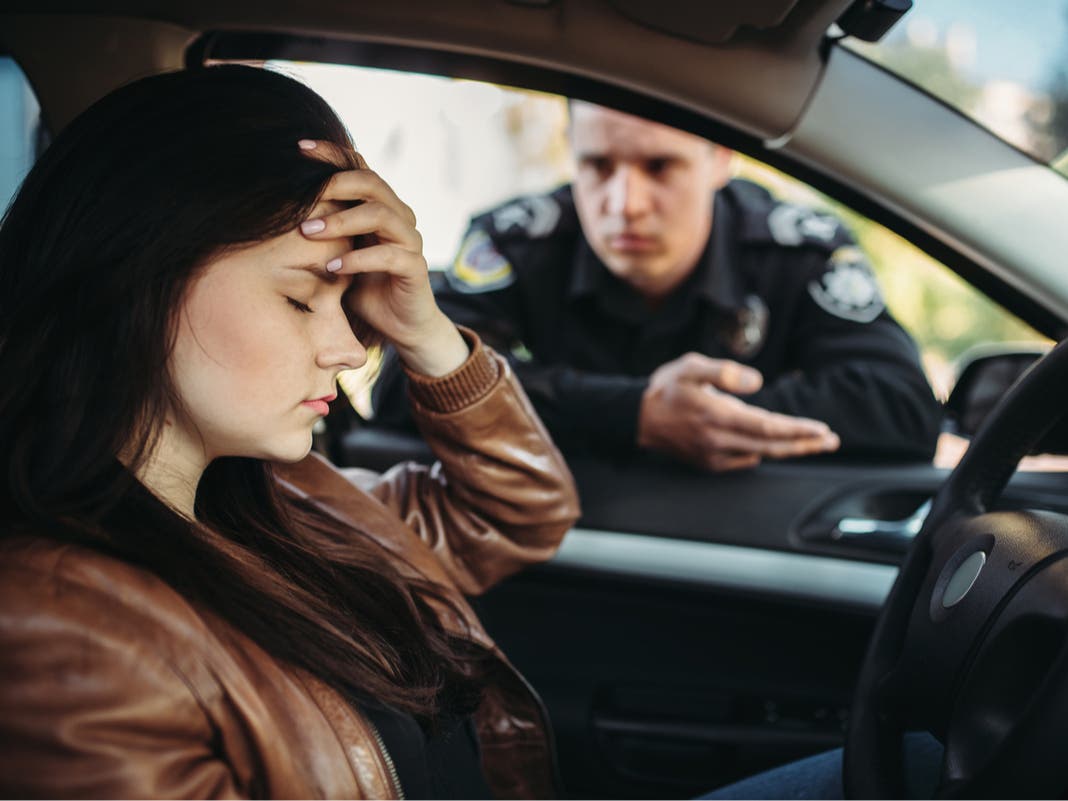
[280, 262, 341, 284]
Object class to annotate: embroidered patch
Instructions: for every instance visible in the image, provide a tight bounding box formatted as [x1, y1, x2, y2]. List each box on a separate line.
[808, 246, 885, 323]
[491, 194, 561, 239]
[728, 294, 770, 358]
[767, 204, 840, 247]
[445, 229, 516, 294]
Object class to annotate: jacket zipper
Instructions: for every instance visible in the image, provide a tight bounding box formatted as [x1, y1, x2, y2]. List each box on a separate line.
[365, 717, 405, 800]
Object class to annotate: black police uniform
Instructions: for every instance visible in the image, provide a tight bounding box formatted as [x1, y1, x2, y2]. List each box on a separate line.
[372, 180, 942, 460]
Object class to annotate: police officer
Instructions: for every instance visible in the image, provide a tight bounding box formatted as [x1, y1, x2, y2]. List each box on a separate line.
[372, 101, 942, 471]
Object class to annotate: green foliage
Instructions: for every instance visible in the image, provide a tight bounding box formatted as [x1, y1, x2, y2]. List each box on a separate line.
[857, 41, 983, 114]
[839, 210, 1045, 366]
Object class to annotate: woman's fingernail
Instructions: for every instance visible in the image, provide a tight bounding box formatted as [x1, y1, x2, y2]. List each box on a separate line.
[301, 219, 326, 235]
[298, 139, 318, 150]
[326, 258, 343, 273]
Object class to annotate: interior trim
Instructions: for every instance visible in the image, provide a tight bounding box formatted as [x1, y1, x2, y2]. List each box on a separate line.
[552, 527, 898, 611]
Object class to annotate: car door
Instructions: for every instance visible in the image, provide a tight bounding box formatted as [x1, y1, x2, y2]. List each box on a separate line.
[195, 33, 1068, 799]
[472, 456, 1068, 798]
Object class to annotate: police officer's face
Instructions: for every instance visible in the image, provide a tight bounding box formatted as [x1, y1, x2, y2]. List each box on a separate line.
[569, 102, 731, 301]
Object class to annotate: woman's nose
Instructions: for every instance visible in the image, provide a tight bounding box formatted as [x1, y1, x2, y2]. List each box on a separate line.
[317, 312, 367, 372]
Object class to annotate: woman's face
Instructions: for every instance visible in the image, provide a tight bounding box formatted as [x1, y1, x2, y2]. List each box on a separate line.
[169, 201, 365, 465]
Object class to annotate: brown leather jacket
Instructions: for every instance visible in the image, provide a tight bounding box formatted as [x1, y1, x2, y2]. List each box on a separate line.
[0, 334, 580, 799]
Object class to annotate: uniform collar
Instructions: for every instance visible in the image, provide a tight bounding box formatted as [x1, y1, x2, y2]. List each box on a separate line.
[568, 236, 606, 301]
[694, 189, 747, 312]
[569, 239, 663, 325]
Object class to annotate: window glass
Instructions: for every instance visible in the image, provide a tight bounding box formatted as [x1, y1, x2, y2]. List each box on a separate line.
[843, 0, 1068, 172]
[266, 61, 1051, 458]
[728, 157, 1050, 402]
[0, 56, 42, 215]
[268, 61, 570, 269]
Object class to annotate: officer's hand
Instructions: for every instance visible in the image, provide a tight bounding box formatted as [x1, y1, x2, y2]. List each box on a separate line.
[297, 140, 468, 377]
[637, 352, 840, 472]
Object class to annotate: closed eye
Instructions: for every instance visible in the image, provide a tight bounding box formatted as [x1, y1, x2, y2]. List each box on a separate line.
[286, 296, 314, 314]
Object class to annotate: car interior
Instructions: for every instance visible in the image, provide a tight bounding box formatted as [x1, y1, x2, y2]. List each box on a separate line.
[4, 0, 1068, 796]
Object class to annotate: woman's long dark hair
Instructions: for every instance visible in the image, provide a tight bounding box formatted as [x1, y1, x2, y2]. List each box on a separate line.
[0, 64, 488, 723]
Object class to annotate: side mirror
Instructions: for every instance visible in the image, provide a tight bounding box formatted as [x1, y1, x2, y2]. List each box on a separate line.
[945, 343, 1068, 454]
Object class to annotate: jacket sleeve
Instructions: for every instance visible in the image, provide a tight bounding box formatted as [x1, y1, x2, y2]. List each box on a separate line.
[357, 328, 580, 595]
[0, 561, 243, 799]
[747, 249, 943, 460]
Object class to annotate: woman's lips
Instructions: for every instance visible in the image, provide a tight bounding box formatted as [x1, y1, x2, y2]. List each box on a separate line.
[302, 400, 330, 415]
[302, 393, 337, 416]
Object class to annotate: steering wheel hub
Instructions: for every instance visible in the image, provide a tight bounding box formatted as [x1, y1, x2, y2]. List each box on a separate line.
[936, 545, 987, 610]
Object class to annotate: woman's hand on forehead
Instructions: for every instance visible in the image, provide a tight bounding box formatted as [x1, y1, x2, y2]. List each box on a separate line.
[296, 140, 469, 377]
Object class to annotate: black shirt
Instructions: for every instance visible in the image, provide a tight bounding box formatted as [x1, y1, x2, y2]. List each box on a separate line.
[372, 180, 942, 460]
[359, 702, 493, 799]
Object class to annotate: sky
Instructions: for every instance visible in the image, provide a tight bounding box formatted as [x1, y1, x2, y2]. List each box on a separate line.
[885, 0, 1068, 90]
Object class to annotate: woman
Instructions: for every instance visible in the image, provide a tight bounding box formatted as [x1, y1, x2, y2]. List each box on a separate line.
[0, 64, 579, 798]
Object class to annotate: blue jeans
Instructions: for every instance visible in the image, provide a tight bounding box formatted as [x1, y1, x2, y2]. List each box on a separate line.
[702, 733, 943, 800]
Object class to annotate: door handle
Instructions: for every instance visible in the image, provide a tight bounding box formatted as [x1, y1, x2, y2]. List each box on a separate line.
[830, 498, 932, 552]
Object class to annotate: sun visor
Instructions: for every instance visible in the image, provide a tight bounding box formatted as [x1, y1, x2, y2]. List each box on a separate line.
[607, 0, 803, 45]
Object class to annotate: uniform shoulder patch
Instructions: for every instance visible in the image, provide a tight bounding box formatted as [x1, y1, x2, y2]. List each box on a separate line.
[490, 194, 562, 239]
[445, 229, 516, 294]
[807, 246, 885, 323]
[767, 203, 841, 248]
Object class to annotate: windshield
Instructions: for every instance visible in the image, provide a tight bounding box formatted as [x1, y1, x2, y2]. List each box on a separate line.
[844, 0, 1068, 172]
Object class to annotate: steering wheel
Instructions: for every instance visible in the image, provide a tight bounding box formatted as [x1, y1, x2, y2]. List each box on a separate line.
[845, 337, 1068, 798]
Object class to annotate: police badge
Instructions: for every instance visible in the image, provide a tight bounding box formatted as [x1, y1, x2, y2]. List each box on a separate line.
[728, 294, 769, 359]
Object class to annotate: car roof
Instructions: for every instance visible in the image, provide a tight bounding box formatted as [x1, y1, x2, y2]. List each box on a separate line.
[4, 0, 1068, 332]
[2, 0, 843, 137]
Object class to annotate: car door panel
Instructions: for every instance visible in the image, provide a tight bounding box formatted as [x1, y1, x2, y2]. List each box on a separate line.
[340, 427, 1068, 796]
[475, 566, 875, 797]
[338, 428, 1068, 558]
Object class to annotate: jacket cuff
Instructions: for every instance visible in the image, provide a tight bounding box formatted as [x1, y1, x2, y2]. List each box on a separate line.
[404, 326, 501, 414]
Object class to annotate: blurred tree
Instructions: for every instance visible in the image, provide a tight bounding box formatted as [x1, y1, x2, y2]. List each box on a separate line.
[851, 39, 981, 114]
